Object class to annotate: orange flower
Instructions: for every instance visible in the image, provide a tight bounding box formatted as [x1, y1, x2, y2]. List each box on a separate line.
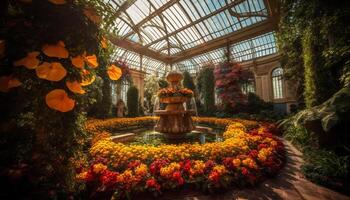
[71, 55, 85, 69]
[42, 41, 69, 58]
[107, 65, 122, 80]
[80, 69, 95, 86]
[101, 37, 108, 49]
[85, 54, 98, 68]
[0, 40, 5, 57]
[0, 76, 21, 92]
[36, 62, 67, 81]
[66, 80, 85, 94]
[81, 75, 95, 86]
[45, 89, 75, 112]
[84, 8, 102, 24]
[48, 0, 66, 4]
[13, 51, 40, 69]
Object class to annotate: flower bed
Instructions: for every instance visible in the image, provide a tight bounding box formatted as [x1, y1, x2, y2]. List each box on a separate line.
[80, 117, 285, 199]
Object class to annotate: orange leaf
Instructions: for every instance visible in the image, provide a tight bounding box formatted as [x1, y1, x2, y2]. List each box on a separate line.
[107, 65, 122, 80]
[66, 80, 85, 94]
[0, 40, 5, 57]
[71, 55, 85, 69]
[48, 0, 66, 5]
[84, 8, 102, 24]
[45, 89, 75, 112]
[36, 62, 67, 81]
[42, 41, 69, 58]
[0, 76, 22, 93]
[101, 37, 108, 49]
[13, 51, 40, 69]
[85, 54, 98, 68]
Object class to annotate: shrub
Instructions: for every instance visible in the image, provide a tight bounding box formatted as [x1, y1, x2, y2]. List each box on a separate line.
[197, 67, 215, 115]
[127, 86, 139, 117]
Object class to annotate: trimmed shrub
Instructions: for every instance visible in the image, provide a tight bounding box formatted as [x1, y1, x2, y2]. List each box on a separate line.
[127, 86, 139, 117]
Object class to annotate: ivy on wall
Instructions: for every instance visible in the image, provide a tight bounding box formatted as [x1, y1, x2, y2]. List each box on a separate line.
[277, 0, 350, 108]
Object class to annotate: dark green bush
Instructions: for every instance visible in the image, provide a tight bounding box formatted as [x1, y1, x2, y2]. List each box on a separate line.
[127, 86, 139, 117]
[182, 71, 196, 91]
[197, 68, 215, 115]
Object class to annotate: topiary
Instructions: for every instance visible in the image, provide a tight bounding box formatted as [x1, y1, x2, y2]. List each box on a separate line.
[127, 85, 139, 117]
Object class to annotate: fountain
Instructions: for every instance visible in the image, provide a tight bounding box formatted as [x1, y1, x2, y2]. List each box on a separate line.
[154, 71, 196, 139]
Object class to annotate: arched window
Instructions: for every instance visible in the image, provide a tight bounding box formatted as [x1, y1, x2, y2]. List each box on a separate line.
[241, 71, 256, 94]
[120, 79, 130, 103]
[272, 67, 284, 99]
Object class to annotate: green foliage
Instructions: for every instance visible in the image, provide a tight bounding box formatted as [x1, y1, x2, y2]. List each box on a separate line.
[182, 71, 196, 92]
[144, 75, 159, 113]
[127, 86, 139, 117]
[197, 67, 215, 115]
[0, 1, 116, 198]
[158, 79, 169, 88]
[277, 0, 350, 106]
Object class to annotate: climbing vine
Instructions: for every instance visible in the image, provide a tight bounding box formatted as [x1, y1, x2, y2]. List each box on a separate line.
[0, 1, 121, 198]
[277, 0, 350, 107]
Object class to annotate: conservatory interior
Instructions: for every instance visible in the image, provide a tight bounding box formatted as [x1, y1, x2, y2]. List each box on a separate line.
[0, 0, 349, 199]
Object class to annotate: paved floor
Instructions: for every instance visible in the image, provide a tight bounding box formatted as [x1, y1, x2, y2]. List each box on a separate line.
[152, 139, 350, 200]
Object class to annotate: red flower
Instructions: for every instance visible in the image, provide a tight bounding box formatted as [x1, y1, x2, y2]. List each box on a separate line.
[180, 160, 191, 173]
[146, 178, 161, 191]
[128, 160, 141, 169]
[249, 150, 259, 158]
[208, 171, 220, 183]
[241, 167, 249, 176]
[205, 160, 215, 170]
[100, 170, 118, 189]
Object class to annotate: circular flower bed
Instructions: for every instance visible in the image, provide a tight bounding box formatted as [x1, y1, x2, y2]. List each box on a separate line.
[80, 117, 285, 199]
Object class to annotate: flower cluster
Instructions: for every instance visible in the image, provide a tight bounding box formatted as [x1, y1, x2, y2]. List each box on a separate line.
[157, 87, 193, 98]
[78, 117, 285, 198]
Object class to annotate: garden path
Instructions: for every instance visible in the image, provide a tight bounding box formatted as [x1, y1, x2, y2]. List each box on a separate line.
[147, 139, 350, 200]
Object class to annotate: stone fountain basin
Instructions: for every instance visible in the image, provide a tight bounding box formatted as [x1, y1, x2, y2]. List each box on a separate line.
[110, 126, 221, 144]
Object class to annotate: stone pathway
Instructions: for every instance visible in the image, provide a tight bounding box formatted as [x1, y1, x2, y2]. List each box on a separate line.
[152, 139, 350, 200]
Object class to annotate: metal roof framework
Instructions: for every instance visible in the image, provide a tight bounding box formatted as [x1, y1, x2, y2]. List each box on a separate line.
[106, 0, 280, 75]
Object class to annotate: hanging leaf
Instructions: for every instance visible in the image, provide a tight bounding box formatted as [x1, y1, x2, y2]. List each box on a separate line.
[66, 80, 85, 94]
[107, 64, 122, 80]
[36, 62, 67, 81]
[0, 76, 22, 92]
[48, 0, 66, 5]
[71, 55, 85, 69]
[80, 69, 95, 86]
[85, 54, 98, 68]
[45, 89, 75, 112]
[101, 37, 108, 49]
[84, 8, 102, 24]
[13, 51, 40, 69]
[42, 41, 69, 58]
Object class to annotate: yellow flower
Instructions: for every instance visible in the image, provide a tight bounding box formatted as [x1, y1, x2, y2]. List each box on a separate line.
[92, 163, 107, 174]
[232, 158, 241, 167]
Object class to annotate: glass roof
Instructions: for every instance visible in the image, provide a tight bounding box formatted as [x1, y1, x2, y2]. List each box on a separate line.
[110, 45, 167, 76]
[174, 32, 277, 73]
[109, 0, 268, 54]
[105, 0, 278, 75]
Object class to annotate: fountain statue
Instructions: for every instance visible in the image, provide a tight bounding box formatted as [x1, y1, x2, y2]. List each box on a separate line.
[154, 71, 196, 139]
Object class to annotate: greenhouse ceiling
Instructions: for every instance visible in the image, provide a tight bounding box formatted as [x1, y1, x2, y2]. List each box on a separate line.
[107, 0, 280, 74]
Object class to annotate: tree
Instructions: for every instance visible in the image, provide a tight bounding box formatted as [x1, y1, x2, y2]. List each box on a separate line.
[197, 67, 215, 115]
[144, 75, 159, 113]
[127, 85, 139, 117]
[214, 61, 247, 113]
[182, 71, 195, 92]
